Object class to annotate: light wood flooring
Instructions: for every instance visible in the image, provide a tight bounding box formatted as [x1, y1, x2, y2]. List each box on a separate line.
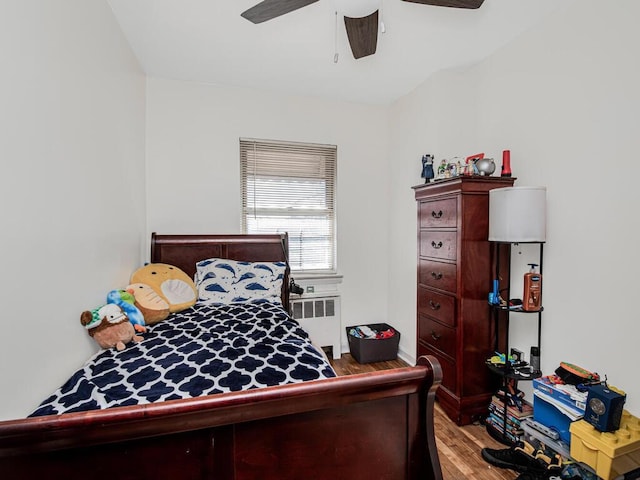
[329, 354, 518, 480]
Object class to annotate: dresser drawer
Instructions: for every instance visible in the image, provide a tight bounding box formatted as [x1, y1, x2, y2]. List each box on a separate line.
[417, 342, 457, 394]
[417, 287, 456, 327]
[419, 198, 457, 228]
[418, 314, 456, 360]
[419, 258, 457, 293]
[420, 231, 457, 261]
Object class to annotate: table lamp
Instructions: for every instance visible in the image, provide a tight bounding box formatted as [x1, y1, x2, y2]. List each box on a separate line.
[489, 186, 547, 243]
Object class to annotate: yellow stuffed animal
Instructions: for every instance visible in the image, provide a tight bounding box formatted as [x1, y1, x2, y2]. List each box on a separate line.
[126, 283, 170, 325]
[130, 263, 197, 313]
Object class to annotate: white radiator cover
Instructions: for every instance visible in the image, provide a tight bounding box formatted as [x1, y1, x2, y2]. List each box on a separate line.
[290, 295, 341, 360]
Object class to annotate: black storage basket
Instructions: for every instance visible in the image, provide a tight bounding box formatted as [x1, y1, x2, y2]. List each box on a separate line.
[346, 323, 400, 364]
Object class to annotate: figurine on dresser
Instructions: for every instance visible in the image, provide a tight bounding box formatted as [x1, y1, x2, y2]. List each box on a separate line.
[421, 154, 435, 183]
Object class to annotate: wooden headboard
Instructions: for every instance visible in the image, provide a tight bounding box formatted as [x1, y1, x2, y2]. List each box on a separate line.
[150, 233, 291, 308]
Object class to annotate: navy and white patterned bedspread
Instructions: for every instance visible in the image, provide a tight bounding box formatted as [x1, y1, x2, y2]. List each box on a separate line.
[30, 302, 336, 416]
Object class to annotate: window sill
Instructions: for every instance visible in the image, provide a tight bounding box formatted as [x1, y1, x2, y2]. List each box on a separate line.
[290, 273, 342, 298]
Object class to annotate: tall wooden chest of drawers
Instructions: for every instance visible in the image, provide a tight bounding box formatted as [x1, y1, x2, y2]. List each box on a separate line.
[413, 176, 514, 425]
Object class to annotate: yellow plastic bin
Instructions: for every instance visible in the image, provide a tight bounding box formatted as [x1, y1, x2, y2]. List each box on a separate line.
[570, 411, 640, 480]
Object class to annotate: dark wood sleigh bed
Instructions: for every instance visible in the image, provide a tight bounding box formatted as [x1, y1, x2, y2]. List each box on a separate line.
[0, 233, 443, 480]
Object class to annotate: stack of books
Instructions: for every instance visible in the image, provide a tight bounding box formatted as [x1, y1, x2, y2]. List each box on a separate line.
[486, 395, 533, 444]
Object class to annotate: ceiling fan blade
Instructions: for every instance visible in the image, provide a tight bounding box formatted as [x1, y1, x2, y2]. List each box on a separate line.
[402, 0, 484, 9]
[241, 0, 319, 24]
[344, 10, 378, 60]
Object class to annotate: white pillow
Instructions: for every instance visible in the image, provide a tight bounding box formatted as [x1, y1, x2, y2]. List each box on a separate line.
[195, 258, 286, 306]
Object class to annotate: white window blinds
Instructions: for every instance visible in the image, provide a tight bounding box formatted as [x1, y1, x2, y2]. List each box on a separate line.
[240, 138, 337, 273]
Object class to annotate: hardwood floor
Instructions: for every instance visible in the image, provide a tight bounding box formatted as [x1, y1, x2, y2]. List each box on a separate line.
[330, 354, 518, 480]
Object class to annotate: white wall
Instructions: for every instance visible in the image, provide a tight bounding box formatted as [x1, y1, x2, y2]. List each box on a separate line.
[0, 0, 146, 420]
[145, 78, 392, 353]
[388, 0, 640, 415]
[387, 70, 481, 360]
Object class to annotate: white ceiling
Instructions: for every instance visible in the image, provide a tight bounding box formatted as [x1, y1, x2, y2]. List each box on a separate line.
[107, 0, 573, 105]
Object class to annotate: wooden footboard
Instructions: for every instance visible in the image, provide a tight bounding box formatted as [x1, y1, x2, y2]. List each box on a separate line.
[0, 356, 442, 480]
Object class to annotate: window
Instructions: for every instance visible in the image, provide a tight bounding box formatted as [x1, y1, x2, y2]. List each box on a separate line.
[240, 138, 337, 273]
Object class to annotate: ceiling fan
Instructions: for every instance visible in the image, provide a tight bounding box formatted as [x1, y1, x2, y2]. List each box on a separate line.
[241, 0, 485, 60]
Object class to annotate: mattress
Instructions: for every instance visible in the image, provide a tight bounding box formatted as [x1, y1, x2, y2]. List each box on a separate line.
[31, 302, 336, 416]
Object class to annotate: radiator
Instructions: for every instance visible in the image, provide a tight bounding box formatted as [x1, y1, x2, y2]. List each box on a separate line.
[290, 295, 341, 360]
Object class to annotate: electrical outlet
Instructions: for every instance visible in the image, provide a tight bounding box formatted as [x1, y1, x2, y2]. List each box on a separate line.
[306, 286, 315, 293]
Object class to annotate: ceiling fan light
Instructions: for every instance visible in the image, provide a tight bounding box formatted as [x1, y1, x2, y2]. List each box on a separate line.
[334, 0, 380, 17]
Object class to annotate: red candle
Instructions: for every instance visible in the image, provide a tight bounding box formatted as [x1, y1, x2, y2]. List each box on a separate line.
[501, 150, 512, 177]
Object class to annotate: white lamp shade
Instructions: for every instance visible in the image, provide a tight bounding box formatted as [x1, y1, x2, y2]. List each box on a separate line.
[489, 186, 546, 242]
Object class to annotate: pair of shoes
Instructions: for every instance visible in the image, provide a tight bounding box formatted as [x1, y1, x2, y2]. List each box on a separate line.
[516, 469, 562, 480]
[481, 446, 546, 473]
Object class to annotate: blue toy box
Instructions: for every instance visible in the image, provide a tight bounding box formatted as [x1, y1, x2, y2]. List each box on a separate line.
[533, 394, 581, 444]
[533, 376, 586, 444]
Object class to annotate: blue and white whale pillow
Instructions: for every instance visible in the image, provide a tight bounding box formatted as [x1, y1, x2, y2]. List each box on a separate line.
[195, 258, 286, 306]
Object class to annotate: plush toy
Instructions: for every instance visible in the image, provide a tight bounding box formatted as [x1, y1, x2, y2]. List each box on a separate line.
[106, 289, 147, 333]
[80, 304, 143, 351]
[130, 263, 197, 313]
[126, 283, 170, 325]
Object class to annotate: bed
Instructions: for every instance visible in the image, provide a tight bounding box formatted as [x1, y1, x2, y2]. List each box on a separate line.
[0, 233, 443, 480]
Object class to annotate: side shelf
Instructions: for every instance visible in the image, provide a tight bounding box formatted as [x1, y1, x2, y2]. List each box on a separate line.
[486, 362, 542, 382]
[486, 241, 545, 445]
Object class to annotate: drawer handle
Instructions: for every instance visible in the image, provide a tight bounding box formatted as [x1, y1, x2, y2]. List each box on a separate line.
[431, 241, 443, 249]
[429, 300, 441, 310]
[431, 210, 443, 219]
[430, 271, 443, 280]
[431, 331, 441, 341]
